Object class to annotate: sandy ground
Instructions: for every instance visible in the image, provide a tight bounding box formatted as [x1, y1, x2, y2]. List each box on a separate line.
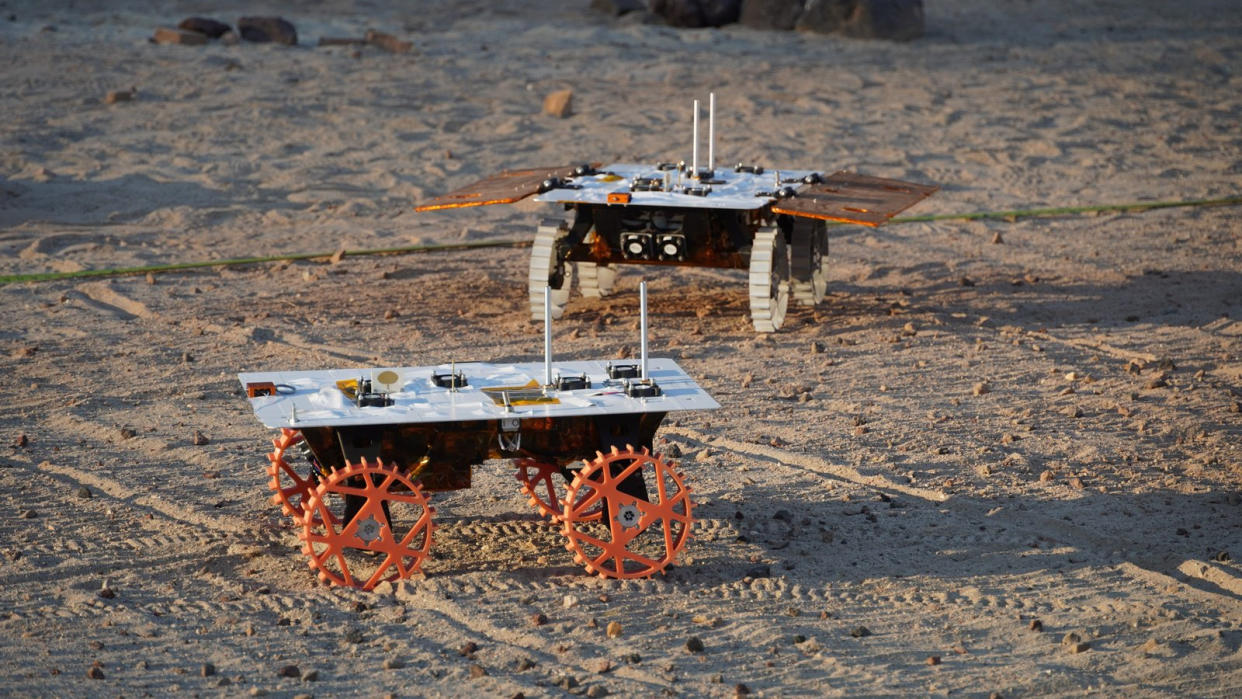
[2, 0, 1242, 696]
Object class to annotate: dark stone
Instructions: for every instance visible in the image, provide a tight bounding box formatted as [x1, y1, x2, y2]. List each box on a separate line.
[178, 17, 231, 38]
[744, 564, 771, 579]
[796, 0, 924, 41]
[739, 0, 802, 30]
[238, 17, 297, 45]
[591, 0, 647, 15]
[650, 0, 742, 27]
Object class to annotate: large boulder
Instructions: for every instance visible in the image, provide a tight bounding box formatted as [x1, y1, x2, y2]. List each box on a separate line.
[649, 0, 742, 28]
[741, 0, 924, 40]
[237, 16, 297, 45]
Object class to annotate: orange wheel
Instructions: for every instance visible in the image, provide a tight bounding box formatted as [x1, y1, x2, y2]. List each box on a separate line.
[561, 445, 693, 579]
[514, 459, 603, 523]
[267, 428, 320, 525]
[299, 458, 434, 590]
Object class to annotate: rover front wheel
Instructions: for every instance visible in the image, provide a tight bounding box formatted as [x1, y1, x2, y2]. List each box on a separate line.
[748, 225, 790, 332]
[529, 219, 574, 322]
[790, 218, 828, 306]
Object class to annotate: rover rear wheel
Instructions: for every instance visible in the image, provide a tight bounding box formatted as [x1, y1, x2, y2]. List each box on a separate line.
[561, 445, 693, 579]
[790, 218, 828, 306]
[299, 458, 434, 590]
[266, 428, 322, 525]
[749, 226, 790, 332]
[577, 262, 617, 298]
[515, 459, 603, 523]
[529, 219, 574, 321]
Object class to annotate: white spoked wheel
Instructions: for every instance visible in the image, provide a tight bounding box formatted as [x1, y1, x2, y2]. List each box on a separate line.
[790, 218, 829, 306]
[577, 231, 617, 298]
[748, 225, 790, 333]
[529, 219, 574, 322]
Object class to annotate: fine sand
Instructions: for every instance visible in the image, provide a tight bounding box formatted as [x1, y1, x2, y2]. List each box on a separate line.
[2, 0, 1241, 696]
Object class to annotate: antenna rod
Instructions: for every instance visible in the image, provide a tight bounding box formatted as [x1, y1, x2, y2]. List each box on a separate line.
[708, 92, 715, 172]
[639, 280, 649, 381]
[543, 285, 553, 387]
[691, 99, 699, 180]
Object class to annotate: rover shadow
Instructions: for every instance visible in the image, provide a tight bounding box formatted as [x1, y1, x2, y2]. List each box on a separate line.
[683, 476, 1242, 602]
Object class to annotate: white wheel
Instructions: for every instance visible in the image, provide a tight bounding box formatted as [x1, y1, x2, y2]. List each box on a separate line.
[790, 218, 829, 306]
[577, 231, 617, 298]
[748, 226, 790, 333]
[577, 262, 617, 298]
[529, 219, 574, 322]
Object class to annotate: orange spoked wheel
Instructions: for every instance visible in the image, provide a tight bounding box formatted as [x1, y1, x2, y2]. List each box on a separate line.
[266, 428, 323, 525]
[561, 445, 693, 579]
[298, 458, 434, 590]
[514, 459, 603, 523]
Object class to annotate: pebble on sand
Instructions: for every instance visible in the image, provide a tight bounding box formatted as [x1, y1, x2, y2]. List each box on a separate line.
[202, 663, 216, 677]
[76, 486, 92, 499]
[530, 612, 548, 626]
[192, 430, 210, 445]
[277, 664, 300, 678]
[86, 664, 105, 679]
[586, 685, 609, 698]
[153, 26, 208, 46]
[972, 382, 990, 396]
[469, 664, 487, 678]
[850, 626, 871, 638]
[606, 621, 623, 638]
[543, 89, 574, 118]
[685, 636, 705, 653]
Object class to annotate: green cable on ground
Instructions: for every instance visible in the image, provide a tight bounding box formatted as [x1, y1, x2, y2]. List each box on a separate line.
[1, 194, 1239, 286]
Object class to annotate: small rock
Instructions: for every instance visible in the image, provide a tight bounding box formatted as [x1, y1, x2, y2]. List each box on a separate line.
[459, 641, 478, 657]
[926, 655, 941, 665]
[530, 612, 548, 626]
[543, 89, 574, 118]
[301, 668, 319, 682]
[594, 658, 611, 673]
[992, 232, 1004, 244]
[14, 433, 28, 447]
[1063, 406, 1083, 418]
[685, 636, 704, 653]
[606, 621, 623, 638]
[383, 657, 404, 670]
[1062, 631, 1082, 645]
[365, 30, 412, 54]
[773, 509, 793, 522]
[19, 510, 36, 519]
[469, 664, 487, 678]
[516, 657, 536, 671]
[86, 665, 105, 680]
[735, 684, 751, 696]
[1067, 641, 1090, 654]
[152, 26, 207, 46]
[97, 585, 116, 600]
[563, 594, 580, 609]
[179, 17, 232, 38]
[238, 17, 297, 45]
[76, 486, 92, 499]
[1068, 476, 1084, 490]
[277, 664, 300, 678]
[1029, 619, 1043, 632]
[902, 322, 918, 336]
[850, 626, 871, 638]
[810, 341, 824, 354]
[558, 675, 579, 689]
[104, 89, 136, 105]
[972, 382, 990, 396]
[119, 427, 137, 440]
[201, 663, 216, 677]
[1230, 401, 1241, 414]
[329, 247, 346, 264]
[666, 443, 682, 458]
[591, 0, 648, 17]
[1146, 374, 1168, 389]
[586, 686, 609, 698]
[959, 276, 975, 287]
[744, 564, 771, 579]
[192, 430, 210, 446]
[695, 448, 713, 462]
[181, 351, 194, 363]
[1039, 470, 1055, 483]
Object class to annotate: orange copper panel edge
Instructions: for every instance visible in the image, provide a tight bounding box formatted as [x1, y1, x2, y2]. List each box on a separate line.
[414, 164, 595, 212]
[774, 171, 938, 227]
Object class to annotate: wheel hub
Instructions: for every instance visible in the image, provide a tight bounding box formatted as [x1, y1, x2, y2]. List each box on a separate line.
[354, 514, 383, 545]
[614, 503, 642, 530]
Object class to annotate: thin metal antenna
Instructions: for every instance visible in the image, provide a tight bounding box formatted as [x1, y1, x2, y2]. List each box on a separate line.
[691, 99, 699, 180]
[543, 285, 553, 388]
[639, 280, 649, 382]
[708, 92, 715, 173]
